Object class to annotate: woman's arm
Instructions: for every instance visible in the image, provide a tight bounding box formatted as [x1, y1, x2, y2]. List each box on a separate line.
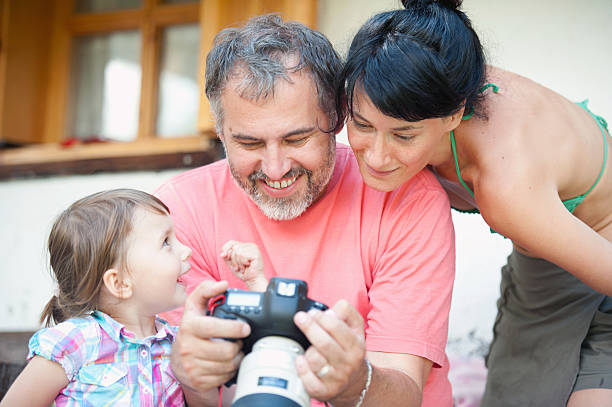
[477, 177, 612, 295]
[0, 356, 69, 407]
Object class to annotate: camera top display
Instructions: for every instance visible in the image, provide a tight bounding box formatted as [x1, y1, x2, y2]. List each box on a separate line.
[208, 277, 328, 353]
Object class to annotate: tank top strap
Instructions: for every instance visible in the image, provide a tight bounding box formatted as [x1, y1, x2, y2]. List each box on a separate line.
[563, 100, 609, 211]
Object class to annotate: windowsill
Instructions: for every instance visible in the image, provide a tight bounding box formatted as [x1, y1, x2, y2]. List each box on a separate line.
[0, 135, 225, 179]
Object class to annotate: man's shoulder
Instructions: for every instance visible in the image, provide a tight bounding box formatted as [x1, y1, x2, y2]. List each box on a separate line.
[331, 142, 363, 184]
[405, 167, 447, 194]
[368, 169, 449, 218]
[155, 159, 230, 197]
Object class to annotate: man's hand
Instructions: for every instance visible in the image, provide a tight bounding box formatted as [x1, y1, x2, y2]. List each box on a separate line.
[293, 300, 369, 405]
[171, 280, 251, 402]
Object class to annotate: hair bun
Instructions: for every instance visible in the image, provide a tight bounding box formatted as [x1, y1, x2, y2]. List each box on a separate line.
[401, 0, 462, 11]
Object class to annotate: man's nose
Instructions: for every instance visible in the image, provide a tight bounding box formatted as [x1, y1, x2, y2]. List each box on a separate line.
[261, 145, 292, 180]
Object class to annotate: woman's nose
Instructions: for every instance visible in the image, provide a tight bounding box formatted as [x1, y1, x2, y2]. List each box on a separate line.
[364, 134, 391, 168]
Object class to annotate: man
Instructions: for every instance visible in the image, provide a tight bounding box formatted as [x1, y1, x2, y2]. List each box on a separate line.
[155, 14, 455, 407]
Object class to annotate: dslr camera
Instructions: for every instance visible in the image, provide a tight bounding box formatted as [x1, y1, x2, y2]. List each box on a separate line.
[208, 277, 328, 407]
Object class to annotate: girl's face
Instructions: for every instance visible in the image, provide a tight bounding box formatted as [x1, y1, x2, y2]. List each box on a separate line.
[347, 88, 459, 192]
[125, 207, 192, 315]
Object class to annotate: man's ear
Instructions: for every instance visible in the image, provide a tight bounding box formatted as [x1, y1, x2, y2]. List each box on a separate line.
[102, 268, 133, 300]
[217, 130, 225, 144]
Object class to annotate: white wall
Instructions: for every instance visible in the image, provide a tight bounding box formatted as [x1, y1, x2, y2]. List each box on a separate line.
[1, 1, 611, 360]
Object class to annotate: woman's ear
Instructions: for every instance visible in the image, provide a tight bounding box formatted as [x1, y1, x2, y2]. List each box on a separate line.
[102, 268, 133, 300]
[444, 106, 465, 132]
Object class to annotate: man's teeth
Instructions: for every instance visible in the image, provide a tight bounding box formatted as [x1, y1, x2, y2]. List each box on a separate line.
[265, 176, 298, 189]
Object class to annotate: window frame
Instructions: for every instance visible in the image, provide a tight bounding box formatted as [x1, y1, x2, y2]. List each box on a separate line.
[0, 0, 317, 179]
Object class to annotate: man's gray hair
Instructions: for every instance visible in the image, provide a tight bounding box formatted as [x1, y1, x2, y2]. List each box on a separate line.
[205, 14, 344, 134]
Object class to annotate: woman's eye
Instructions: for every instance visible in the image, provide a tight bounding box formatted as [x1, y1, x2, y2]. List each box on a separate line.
[163, 238, 170, 247]
[352, 120, 371, 129]
[394, 134, 415, 142]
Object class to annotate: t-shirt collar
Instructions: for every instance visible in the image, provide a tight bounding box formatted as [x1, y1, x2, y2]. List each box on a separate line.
[92, 310, 176, 343]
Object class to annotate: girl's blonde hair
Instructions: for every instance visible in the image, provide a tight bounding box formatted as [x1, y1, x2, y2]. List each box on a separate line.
[41, 189, 169, 327]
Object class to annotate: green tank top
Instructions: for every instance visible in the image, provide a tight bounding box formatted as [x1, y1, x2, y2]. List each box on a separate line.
[451, 85, 609, 217]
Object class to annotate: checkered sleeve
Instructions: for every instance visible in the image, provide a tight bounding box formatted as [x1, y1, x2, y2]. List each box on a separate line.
[27, 317, 97, 380]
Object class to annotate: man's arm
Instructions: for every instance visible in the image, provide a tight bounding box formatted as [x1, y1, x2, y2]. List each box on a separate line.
[364, 352, 432, 407]
[293, 301, 431, 407]
[171, 280, 250, 407]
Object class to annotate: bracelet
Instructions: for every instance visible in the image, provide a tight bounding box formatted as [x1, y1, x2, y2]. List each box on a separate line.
[354, 359, 372, 407]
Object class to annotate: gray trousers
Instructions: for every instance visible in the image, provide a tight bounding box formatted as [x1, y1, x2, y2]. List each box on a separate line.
[481, 249, 612, 407]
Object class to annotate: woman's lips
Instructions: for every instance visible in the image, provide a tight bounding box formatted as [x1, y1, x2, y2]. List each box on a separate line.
[365, 163, 398, 178]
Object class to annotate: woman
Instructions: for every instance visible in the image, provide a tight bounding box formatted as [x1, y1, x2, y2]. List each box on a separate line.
[337, 1, 612, 406]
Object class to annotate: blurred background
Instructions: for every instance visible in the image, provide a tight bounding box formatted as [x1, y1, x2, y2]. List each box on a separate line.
[1, 0, 611, 401]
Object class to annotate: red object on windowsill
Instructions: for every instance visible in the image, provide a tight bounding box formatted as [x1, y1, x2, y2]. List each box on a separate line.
[60, 136, 110, 148]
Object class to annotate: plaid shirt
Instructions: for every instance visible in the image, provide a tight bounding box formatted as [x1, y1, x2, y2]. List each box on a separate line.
[28, 310, 185, 407]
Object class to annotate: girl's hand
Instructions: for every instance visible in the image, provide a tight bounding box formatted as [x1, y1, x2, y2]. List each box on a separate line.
[220, 241, 268, 291]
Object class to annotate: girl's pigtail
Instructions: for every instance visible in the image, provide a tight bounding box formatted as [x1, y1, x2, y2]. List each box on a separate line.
[40, 295, 67, 327]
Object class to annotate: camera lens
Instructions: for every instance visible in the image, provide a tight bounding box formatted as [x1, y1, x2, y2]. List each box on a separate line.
[231, 336, 310, 407]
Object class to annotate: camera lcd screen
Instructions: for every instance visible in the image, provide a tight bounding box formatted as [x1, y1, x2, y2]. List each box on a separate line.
[227, 292, 261, 307]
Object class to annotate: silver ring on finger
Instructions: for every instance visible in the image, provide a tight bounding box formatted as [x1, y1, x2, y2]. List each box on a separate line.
[317, 364, 331, 378]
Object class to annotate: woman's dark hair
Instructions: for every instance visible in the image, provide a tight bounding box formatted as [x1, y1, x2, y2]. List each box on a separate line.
[40, 189, 170, 327]
[338, 0, 486, 122]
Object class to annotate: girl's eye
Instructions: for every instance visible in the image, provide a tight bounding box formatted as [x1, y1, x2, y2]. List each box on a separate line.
[163, 238, 170, 247]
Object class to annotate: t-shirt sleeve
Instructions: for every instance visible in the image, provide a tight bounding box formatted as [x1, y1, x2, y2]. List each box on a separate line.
[365, 181, 455, 368]
[154, 178, 218, 324]
[27, 320, 93, 380]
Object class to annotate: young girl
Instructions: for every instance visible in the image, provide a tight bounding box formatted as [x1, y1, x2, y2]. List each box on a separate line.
[1, 189, 192, 407]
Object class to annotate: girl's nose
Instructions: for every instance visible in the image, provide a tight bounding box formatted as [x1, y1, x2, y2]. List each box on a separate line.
[180, 244, 192, 261]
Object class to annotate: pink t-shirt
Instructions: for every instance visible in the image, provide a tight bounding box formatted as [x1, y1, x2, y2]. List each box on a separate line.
[155, 143, 455, 406]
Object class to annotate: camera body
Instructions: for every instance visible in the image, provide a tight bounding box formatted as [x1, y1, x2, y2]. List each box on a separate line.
[208, 277, 328, 407]
[208, 277, 328, 354]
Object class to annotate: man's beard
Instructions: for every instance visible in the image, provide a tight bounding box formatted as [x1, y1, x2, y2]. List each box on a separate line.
[228, 138, 336, 221]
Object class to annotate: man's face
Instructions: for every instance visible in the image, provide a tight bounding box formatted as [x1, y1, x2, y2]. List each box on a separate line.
[219, 70, 336, 220]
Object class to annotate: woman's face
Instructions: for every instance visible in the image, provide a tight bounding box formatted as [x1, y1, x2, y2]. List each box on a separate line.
[347, 88, 458, 192]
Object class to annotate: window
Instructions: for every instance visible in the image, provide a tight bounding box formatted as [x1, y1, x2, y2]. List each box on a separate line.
[0, 0, 317, 178]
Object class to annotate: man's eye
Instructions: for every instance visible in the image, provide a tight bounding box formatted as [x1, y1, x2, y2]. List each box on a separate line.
[285, 137, 309, 145]
[239, 142, 262, 149]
